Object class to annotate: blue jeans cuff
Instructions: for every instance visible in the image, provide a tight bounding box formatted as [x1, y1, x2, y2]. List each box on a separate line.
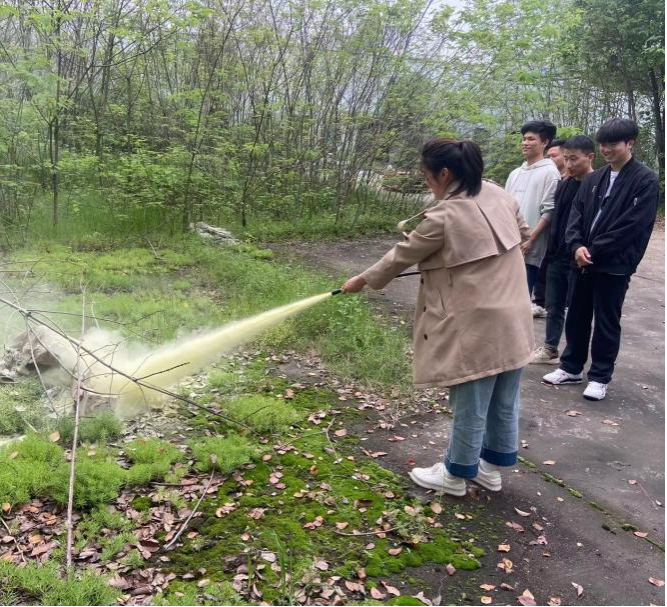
[445, 457, 479, 479]
[481, 447, 517, 467]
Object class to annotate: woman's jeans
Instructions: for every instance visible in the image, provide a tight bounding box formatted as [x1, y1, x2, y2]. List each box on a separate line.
[445, 368, 523, 479]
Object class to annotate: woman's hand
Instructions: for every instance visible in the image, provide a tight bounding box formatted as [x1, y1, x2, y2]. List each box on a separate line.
[341, 275, 367, 293]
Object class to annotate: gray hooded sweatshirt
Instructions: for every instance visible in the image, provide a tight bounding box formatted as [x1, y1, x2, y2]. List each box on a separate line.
[505, 158, 561, 267]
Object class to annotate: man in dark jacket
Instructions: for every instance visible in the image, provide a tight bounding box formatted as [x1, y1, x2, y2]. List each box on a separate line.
[531, 136, 595, 364]
[542, 118, 659, 401]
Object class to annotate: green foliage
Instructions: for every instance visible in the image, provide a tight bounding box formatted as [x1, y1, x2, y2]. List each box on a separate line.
[0, 432, 178, 508]
[124, 437, 183, 465]
[0, 434, 63, 504]
[56, 412, 123, 446]
[51, 455, 126, 508]
[190, 435, 258, 473]
[224, 395, 301, 433]
[0, 379, 49, 435]
[0, 561, 119, 606]
[153, 581, 249, 606]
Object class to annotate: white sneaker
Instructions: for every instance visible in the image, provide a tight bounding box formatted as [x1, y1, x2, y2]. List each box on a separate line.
[530, 346, 560, 365]
[532, 304, 547, 318]
[409, 462, 466, 496]
[472, 459, 502, 491]
[583, 381, 608, 401]
[543, 368, 583, 385]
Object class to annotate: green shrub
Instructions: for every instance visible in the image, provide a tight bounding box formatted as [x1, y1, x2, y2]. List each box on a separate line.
[125, 462, 171, 486]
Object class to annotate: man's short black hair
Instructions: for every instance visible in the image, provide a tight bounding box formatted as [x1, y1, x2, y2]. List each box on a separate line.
[520, 120, 557, 145]
[595, 118, 639, 144]
[563, 135, 595, 155]
[546, 139, 566, 150]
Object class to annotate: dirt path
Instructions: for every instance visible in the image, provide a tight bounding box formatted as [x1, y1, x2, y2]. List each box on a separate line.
[273, 230, 665, 606]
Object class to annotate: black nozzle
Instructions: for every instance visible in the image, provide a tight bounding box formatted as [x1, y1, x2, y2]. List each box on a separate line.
[331, 288, 342, 296]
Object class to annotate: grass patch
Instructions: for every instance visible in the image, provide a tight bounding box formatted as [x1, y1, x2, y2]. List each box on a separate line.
[0, 379, 52, 435]
[56, 411, 123, 446]
[0, 561, 119, 606]
[190, 435, 259, 474]
[223, 394, 302, 433]
[0, 433, 182, 508]
[10, 234, 412, 390]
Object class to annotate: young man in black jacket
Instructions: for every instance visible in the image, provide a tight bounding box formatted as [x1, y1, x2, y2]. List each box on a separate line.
[531, 136, 595, 364]
[542, 119, 659, 400]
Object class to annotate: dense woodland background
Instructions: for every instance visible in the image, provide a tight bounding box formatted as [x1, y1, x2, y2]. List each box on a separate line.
[0, 0, 663, 242]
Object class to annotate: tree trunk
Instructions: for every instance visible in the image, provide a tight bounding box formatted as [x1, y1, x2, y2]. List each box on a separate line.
[648, 68, 665, 188]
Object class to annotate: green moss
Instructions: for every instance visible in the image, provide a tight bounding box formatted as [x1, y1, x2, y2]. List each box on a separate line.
[0, 434, 64, 504]
[0, 560, 119, 605]
[57, 411, 123, 446]
[0, 379, 48, 435]
[387, 598, 423, 606]
[223, 394, 301, 432]
[190, 435, 259, 473]
[167, 432, 481, 600]
[543, 473, 565, 487]
[124, 437, 183, 465]
[131, 496, 153, 512]
[568, 488, 583, 498]
[51, 456, 126, 508]
[153, 581, 249, 606]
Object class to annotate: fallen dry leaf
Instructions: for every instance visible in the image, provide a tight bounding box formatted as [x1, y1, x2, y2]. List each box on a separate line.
[648, 577, 665, 587]
[601, 419, 619, 426]
[571, 582, 584, 596]
[480, 583, 496, 591]
[430, 502, 442, 514]
[455, 513, 466, 520]
[370, 588, 386, 600]
[548, 598, 561, 606]
[49, 431, 60, 442]
[521, 590, 535, 600]
[506, 521, 524, 532]
[413, 591, 433, 606]
[628, 479, 638, 485]
[314, 559, 329, 571]
[388, 547, 403, 556]
[445, 563, 456, 576]
[336, 522, 349, 530]
[334, 429, 347, 438]
[542, 460, 556, 466]
[566, 410, 582, 416]
[497, 544, 511, 552]
[514, 508, 531, 517]
[480, 597, 493, 605]
[500, 583, 515, 591]
[382, 581, 401, 596]
[497, 558, 513, 573]
[634, 531, 648, 538]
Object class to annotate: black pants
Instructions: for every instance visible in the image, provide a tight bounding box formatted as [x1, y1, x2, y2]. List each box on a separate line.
[544, 259, 573, 350]
[532, 257, 549, 307]
[559, 271, 630, 384]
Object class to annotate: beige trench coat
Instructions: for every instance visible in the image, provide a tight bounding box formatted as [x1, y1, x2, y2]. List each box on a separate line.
[362, 180, 534, 388]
